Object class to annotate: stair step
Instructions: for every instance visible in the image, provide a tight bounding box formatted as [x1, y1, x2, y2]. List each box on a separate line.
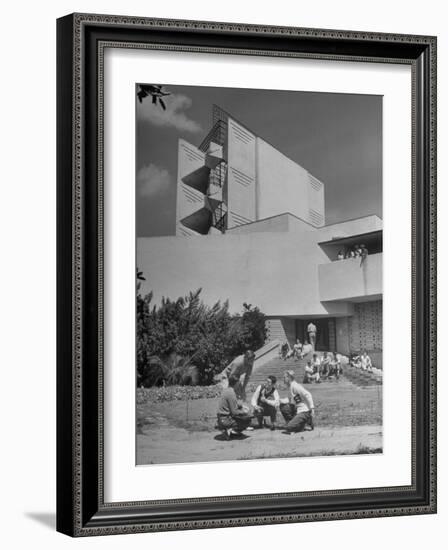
[251, 352, 382, 388]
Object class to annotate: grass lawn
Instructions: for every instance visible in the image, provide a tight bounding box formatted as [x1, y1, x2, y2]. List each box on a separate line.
[136, 380, 382, 464]
[138, 381, 382, 433]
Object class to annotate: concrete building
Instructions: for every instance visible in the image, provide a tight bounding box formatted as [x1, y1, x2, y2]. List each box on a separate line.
[176, 105, 325, 236]
[138, 105, 383, 366]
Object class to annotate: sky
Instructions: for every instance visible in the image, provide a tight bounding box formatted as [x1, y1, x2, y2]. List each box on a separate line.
[136, 84, 382, 237]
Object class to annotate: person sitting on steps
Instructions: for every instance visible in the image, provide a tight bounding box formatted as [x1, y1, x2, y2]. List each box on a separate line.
[293, 338, 303, 360]
[320, 351, 331, 380]
[303, 360, 320, 384]
[360, 350, 373, 372]
[329, 353, 342, 379]
[279, 341, 290, 360]
[301, 340, 313, 358]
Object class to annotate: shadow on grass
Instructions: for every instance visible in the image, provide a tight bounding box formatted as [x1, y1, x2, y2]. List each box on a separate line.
[213, 433, 250, 441]
[237, 444, 383, 460]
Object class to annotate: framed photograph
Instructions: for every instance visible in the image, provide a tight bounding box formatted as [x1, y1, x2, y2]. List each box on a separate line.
[57, 13, 437, 536]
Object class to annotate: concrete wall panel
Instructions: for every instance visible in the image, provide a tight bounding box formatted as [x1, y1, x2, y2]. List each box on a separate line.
[176, 139, 206, 235]
[256, 138, 325, 227]
[227, 118, 256, 228]
[137, 232, 348, 317]
[319, 253, 383, 302]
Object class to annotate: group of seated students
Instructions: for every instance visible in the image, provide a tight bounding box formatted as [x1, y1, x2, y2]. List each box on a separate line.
[349, 350, 373, 372]
[279, 338, 313, 361]
[303, 351, 342, 384]
[216, 371, 315, 440]
[337, 244, 368, 263]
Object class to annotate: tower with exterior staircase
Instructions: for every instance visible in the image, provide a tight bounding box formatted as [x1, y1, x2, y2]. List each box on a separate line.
[139, 105, 383, 372]
[176, 105, 325, 236]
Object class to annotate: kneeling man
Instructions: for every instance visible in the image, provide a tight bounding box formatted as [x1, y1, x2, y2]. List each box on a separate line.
[280, 370, 315, 433]
[251, 375, 280, 430]
[216, 375, 253, 439]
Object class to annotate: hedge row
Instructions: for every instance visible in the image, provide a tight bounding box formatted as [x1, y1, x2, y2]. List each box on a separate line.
[137, 385, 223, 404]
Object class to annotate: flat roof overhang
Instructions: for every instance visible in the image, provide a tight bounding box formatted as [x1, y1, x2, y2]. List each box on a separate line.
[318, 229, 382, 247]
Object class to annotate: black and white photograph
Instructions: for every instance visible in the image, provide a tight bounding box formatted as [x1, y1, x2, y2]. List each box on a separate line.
[0, 0, 441, 545]
[136, 84, 383, 465]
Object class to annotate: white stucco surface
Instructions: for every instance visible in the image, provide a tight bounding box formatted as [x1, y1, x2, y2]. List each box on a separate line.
[138, 227, 373, 317]
[319, 253, 383, 301]
[227, 118, 257, 227]
[256, 138, 325, 226]
[316, 215, 383, 241]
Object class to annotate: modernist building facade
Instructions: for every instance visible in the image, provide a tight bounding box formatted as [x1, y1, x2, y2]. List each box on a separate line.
[176, 105, 325, 236]
[138, 106, 383, 366]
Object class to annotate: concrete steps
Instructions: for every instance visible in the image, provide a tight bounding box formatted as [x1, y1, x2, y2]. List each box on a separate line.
[250, 355, 310, 386]
[342, 364, 382, 386]
[250, 350, 382, 388]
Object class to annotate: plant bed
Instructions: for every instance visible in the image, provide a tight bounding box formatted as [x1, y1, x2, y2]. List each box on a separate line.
[137, 384, 222, 404]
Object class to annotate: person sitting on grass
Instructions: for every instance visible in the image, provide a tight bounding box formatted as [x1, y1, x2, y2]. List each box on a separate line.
[251, 375, 280, 430]
[279, 370, 315, 434]
[216, 375, 253, 440]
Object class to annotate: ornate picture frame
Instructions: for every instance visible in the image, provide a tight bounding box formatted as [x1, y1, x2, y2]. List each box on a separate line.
[56, 13, 437, 536]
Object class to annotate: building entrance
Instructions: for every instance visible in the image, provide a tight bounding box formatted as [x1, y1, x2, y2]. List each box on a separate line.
[295, 318, 336, 352]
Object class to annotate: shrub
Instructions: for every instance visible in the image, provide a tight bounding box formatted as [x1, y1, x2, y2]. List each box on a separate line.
[136, 284, 266, 387]
[136, 385, 222, 404]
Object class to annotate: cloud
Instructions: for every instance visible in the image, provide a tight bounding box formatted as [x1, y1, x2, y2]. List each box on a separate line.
[137, 93, 202, 133]
[137, 164, 171, 198]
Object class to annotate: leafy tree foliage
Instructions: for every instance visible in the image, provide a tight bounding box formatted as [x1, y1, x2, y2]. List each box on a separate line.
[136, 285, 266, 387]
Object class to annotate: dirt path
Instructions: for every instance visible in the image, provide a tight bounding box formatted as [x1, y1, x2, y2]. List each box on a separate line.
[137, 423, 382, 465]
